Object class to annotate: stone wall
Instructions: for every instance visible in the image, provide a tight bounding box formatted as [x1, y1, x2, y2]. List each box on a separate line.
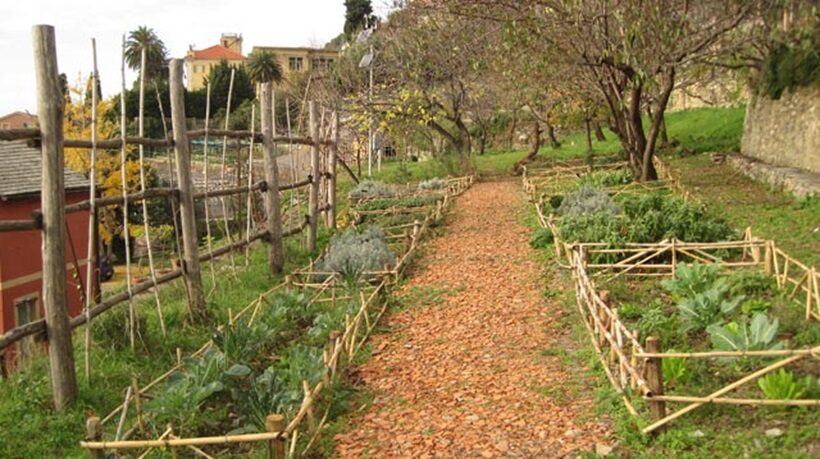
[741, 85, 820, 174]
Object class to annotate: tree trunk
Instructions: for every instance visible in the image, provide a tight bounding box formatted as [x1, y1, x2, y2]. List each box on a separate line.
[660, 115, 669, 146]
[512, 118, 541, 174]
[641, 68, 676, 182]
[545, 121, 560, 149]
[508, 109, 518, 150]
[478, 129, 487, 155]
[594, 121, 606, 141]
[584, 118, 593, 152]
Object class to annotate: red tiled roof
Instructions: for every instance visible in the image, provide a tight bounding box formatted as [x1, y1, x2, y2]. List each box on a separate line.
[189, 45, 244, 61]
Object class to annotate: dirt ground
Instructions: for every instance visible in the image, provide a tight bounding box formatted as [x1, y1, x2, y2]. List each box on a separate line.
[334, 180, 610, 458]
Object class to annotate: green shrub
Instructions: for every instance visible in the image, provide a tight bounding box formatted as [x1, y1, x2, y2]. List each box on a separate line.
[320, 226, 397, 281]
[349, 180, 395, 200]
[677, 286, 744, 332]
[619, 194, 736, 243]
[758, 369, 813, 400]
[741, 298, 772, 316]
[530, 227, 555, 248]
[636, 302, 682, 346]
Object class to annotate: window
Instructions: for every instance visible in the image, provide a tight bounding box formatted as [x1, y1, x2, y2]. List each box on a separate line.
[288, 57, 304, 71]
[15, 295, 40, 362]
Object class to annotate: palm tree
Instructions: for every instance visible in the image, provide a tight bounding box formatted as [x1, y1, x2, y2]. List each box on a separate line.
[124, 26, 168, 81]
[245, 50, 284, 85]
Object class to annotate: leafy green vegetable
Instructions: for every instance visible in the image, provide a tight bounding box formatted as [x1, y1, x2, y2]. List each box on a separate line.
[758, 369, 812, 400]
[706, 313, 783, 352]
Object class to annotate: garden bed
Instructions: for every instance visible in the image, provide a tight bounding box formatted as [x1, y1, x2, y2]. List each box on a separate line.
[571, 242, 819, 433]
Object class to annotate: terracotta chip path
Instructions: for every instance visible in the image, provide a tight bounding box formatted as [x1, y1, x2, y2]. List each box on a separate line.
[334, 180, 610, 458]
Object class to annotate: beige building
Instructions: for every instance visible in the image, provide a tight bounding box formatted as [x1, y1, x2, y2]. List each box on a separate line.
[185, 33, 245, 90]
[251, 46, 340, 81]
[0, 112, 38, 130]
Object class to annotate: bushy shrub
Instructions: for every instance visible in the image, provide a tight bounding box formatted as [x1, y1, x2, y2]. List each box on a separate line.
[530, 227, 555, 248]
[619, 194, 736, 243]
[418, 177, 447, 190]
[320, 226, 397, 280]
[557, 187, 620, 218]
[349, 180, 395, 200]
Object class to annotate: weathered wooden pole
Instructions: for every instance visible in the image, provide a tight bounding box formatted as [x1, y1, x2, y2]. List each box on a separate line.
[260, 82, 284, 273]
[168, 59, 207, 320]
[327, 112, 338, 229]
[308, 101, 320, 252]
[33, 24, 78, 410]
[85, 416, 103, 459]
[645, 336, 666, 432]
[266, 414, 286, 459]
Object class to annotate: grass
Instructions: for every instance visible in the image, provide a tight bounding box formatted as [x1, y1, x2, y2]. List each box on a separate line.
[0, 234, 326, 458]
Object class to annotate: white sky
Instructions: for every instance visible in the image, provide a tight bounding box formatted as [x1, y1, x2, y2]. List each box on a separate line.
[0, 0, 392, 115]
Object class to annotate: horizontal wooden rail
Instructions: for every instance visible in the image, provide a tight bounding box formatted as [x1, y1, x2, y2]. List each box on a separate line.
[81, 430, 285, 449]
[0, 128, 40, 141]
[65, 136, 173, 149]
[645, 394, 820, 406]
[0, 218, 41, 232]
[636, 348, 817, 359]
[193, 181, 266, 200]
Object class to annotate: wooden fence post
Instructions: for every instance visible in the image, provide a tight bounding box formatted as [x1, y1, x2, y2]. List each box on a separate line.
[85, 416, 102, 459]
[168, 59, 206, 320]
[308, 101, 320, 252]
[645, 336, 666, 432]
[266, 414, 286, 459]
[33, 24, 78, 410]
[327, 112, 339, 229]
[261, 82, 284, 272]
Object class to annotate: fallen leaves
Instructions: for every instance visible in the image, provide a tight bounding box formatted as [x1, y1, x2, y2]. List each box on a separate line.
[334, 181, 611, 458]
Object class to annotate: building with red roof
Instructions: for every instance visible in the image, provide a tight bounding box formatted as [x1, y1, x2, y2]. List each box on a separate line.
[185, 33, 245, 90]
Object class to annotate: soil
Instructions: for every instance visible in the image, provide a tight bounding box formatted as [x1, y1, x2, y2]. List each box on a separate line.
[334, 180, 611, 458]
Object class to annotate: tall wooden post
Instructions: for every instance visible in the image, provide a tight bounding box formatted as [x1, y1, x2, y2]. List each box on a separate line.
[645, 336, 666, 432]
[266, 414, 286, 459]
[33, 24, 78, 410]
[327, 112, 338, 229]
[168, 59, 206, 320]
[261, 82, 284, 273]
[308, 101, 320, 252]
[85, 416, 103, 459]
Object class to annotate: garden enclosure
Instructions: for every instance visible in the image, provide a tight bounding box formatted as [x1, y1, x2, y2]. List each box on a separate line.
[0, 25, 342, 410]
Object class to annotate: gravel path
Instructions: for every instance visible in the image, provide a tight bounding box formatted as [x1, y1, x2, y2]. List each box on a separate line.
[334, 180, 609, 458]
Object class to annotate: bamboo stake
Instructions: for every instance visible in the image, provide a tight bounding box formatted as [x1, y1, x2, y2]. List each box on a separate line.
[202, 83, 218, 294]
[114, 386, 133, 440]
[219, 68, 239, 276]
[647, 395, 820, 406]
[245, 103, 256, 266]
[83, 38, 99, 383]
[137, 46, 167, 337]
[118, 35, 136, 351]
[82, 430, 286, 450]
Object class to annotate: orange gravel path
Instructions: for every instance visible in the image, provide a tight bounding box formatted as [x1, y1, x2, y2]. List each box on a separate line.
[335, 180, 609, 458]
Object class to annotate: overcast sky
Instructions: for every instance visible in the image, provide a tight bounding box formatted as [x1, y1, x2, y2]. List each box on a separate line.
[0, 0, 392, 115]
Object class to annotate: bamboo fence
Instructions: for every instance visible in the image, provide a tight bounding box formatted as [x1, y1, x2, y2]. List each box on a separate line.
[570, 246, 819, 434]
[525, 154, 819, 434]
[78, 174, 474, 457]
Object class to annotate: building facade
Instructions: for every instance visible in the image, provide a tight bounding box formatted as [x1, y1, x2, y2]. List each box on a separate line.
[185, 33, 246, 91]
[0, 111, 38, 130]
[251, 46, 340, 81]
[0, 141, 92, 374]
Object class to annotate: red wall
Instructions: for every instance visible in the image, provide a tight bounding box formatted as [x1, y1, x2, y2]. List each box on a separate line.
[0, 191, 91, 372]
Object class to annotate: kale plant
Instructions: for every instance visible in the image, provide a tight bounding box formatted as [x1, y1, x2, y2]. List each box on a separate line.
[557, 187, 620, 218]
[320, 226, 397, 281]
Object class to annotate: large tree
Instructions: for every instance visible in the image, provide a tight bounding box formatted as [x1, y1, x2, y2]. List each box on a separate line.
[344, 0, 377, 37]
